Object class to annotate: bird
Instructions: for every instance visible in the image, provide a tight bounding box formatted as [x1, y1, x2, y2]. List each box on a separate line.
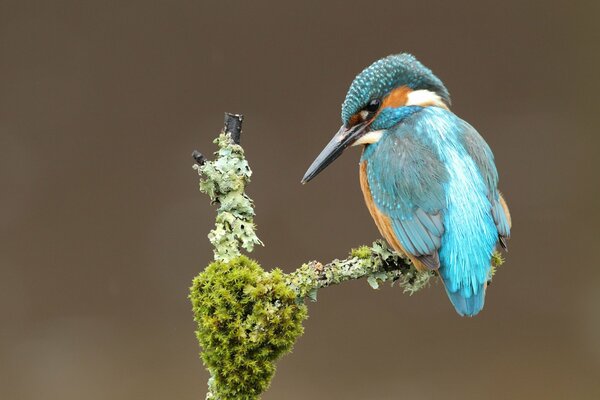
[302, 54, 511, 317]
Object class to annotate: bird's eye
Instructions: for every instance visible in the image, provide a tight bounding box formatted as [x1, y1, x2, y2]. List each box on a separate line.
[364, 99, 381, 113]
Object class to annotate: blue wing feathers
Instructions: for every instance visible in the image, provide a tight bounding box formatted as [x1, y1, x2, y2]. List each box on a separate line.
[400, 219, 431, 255]
[492, 198, 511, 239]
[415, 209, 444, 237]
[460, 122, 499, 193]
[460, 119, 511, 241]
[363, 106, 504, 316]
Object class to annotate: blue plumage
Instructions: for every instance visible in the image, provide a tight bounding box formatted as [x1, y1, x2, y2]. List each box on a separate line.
[363, 107, 504, 316]
[303, 53, 510, 316]
[342, 54, 450, 124]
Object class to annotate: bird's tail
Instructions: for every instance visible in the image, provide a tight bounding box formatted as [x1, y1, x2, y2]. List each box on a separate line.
[441, 278, 486, 317]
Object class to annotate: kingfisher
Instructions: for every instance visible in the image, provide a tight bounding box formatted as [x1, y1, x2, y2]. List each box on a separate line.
[302, 54, 511, 316]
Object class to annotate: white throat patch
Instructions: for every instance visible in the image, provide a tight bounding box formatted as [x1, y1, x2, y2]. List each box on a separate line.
[406, 90, 448, 109]
[352, 130, 384, 146]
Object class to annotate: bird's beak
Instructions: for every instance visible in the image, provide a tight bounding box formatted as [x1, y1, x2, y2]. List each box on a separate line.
[301, 121, 369, 183]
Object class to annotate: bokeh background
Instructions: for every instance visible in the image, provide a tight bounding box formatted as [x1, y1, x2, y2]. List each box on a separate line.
[2, 1, 599, 399]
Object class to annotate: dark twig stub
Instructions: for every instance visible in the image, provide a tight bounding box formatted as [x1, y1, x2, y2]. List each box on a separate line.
[192, 112, 244, 165]
[192, 150, 206, 165]
[224, 112, 243, 144]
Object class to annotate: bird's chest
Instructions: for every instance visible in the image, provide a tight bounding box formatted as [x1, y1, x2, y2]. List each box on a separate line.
[358, 159, 377, 220]
[359, 158, 428, 270]
[358, 158, 402, 251]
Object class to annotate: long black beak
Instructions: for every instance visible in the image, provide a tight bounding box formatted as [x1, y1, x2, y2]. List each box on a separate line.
[301, 121, 369, 183]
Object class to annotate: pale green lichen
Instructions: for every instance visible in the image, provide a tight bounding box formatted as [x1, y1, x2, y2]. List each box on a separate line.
[193, 133, 263, 262]
[287, 240, 433, 300]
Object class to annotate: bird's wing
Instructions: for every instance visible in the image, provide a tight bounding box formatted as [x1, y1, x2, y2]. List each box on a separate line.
[366, 128, 448, 269]
[459, 121, 511, 246]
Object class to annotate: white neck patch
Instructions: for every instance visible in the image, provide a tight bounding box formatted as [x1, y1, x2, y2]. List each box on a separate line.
[352, 130, 384, 146]
[406, 90, 449, 109]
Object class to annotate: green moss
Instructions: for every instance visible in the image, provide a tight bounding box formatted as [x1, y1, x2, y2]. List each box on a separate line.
[190, 256, 307, 400]
[350, 245, 372, 260]
[488, 250, 504, 280]
[491, 250, 504, 269]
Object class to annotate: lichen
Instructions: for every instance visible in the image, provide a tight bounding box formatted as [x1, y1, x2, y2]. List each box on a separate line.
[193, 133, 263, 262]
[287, 240, 433, 299]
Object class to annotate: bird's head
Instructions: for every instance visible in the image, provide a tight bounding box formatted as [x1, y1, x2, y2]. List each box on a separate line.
[302, 53, 450, 183]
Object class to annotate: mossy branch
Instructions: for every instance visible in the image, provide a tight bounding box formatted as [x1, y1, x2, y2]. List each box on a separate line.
[287, 240, 434, 302]
[190, 113, 503, 400]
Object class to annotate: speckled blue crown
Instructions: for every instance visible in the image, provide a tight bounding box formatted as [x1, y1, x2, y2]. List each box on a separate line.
[341, 54, 450, 125]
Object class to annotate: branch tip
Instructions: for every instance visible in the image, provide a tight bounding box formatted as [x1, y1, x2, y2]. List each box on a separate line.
[224, 112, 243, 144]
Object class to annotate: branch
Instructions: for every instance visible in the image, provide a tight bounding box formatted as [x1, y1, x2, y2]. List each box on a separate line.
[190, 114, 503, 400]
[286, 240, 433, 302]
[223, 112, 243, 144]
[192, 113, 262, 262]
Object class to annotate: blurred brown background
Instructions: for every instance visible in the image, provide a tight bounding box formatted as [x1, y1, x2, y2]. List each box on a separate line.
[1, 1, 599, 399]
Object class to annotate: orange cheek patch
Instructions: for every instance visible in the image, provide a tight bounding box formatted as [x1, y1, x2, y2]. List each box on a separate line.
[381, 85, 413, 109]
[348, 85, 413, 127]
[348, 113, 362, 127]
